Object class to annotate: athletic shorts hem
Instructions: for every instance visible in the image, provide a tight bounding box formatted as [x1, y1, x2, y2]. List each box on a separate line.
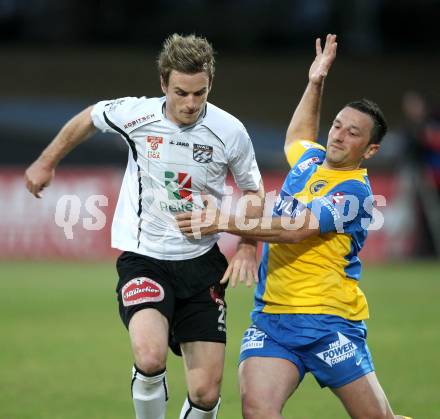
[123, 304, 172, 329]
[177, 337, 226, 345]
[323, 366, 375, 389]
[238, 353, 306, 380]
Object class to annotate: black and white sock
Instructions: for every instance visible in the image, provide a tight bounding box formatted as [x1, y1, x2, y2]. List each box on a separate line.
[131, 365, 168, 419]
[179, 396, 220, 419]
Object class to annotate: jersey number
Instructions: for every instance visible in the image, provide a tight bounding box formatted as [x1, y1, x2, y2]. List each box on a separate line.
[218, 305, 226, 325]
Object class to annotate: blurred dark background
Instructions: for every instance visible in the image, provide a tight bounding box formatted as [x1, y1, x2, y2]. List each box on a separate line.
[1, 0, 440, 259]
[1, 0, 439, 53]
[2, 0, 440, 165]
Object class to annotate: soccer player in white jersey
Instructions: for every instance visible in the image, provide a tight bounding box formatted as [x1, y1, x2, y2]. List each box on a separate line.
[177, 35, 412, 419]
[25, 34, 263, 419]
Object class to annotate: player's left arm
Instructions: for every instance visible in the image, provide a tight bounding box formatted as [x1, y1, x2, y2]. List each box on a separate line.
[177, 204, 319, 244]
[219, 181, 265, 287]
[216, 182, 370, 242]
[223, 207, 319, 243]
[177, 181, 370, 242]
[284, 34, 337, 155]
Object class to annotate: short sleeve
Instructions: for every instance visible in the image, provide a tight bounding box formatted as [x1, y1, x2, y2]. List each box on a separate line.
[90, 97, 137, 133]
[227, 126, 262, 191]
[308, 181, 372, 234]
[285, 140, 326, 168]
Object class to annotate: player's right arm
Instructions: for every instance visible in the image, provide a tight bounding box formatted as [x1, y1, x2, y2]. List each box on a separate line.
[25, 106, 96, 198]
[284, 34, 337, 157]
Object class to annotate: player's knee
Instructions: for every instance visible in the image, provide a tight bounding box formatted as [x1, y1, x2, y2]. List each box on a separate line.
[241, 400, 258, 419]
[241, 391, 271, 419]
[188, 381, 221, 410]
[242, 403, 268, 419]
[133, 346, 166, 375]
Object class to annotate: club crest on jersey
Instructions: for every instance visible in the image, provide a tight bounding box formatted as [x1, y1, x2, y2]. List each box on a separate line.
[121, 277, 164, 307]
[193, 143, 213, 163]
[310, 180, 328, 194]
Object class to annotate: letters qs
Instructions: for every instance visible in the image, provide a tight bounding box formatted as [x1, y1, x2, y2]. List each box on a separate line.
[54, 194, 108, 240]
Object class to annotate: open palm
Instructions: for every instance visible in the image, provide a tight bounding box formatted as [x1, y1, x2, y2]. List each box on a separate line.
[309, 34, 337, 84]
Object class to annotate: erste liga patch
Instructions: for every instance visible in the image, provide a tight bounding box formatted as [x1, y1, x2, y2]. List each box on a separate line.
[121, 277, 165, 307]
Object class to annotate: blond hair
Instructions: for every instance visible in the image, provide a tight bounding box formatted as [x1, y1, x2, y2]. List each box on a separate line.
[158, 34, 215, 86]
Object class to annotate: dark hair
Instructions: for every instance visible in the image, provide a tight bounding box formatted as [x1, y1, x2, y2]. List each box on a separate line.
[157, 33, 215, 86]
[345, 99, 387, 144]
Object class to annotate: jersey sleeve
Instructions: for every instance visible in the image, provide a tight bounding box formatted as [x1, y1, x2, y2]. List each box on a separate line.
[285, 140, 326, 168]
[227, 125, 262, 191]
[307, 180, 372, 234]
[90, 97, 138, 133]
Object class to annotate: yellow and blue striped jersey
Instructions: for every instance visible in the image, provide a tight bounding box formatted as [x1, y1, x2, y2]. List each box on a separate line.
[254, 140, 375, 321]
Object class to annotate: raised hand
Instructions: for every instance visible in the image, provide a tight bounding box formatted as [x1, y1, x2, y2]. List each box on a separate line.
[309, 34, 337, 85]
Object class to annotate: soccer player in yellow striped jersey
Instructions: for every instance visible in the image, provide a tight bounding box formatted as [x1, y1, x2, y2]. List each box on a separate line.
[259, 138, 374, 320]
[177, 34, 413, 419]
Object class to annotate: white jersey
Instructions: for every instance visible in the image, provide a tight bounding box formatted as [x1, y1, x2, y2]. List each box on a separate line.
[91, 96, 261, 260]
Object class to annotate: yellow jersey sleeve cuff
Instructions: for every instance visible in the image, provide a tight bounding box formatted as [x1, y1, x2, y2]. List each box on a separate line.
[285, 140, 326, 167]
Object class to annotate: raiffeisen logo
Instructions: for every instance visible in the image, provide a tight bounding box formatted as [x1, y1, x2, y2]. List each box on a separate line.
[315, 332, 357, 367]
[162, 171, 202, 213]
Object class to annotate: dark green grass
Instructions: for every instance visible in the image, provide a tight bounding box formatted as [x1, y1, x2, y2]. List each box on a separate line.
[0, 261, 439, 418]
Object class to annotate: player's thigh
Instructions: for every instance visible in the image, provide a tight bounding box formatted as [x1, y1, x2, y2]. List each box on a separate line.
[238, 323, 305, 414]
[181, 341, 225, 385]
[239, 357, 301, 412]
[116, 251, 176, 369]
[129, 308, 169, 371]
[331, 371, 394, 419]
[174, 283, 227, 400]
[180, 341, 225, 403]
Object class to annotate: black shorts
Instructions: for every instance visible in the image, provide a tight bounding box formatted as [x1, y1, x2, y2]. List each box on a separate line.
[115, 244, 228, 355]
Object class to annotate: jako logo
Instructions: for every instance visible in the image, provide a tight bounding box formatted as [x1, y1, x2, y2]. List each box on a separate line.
[164, 171, 192, 201]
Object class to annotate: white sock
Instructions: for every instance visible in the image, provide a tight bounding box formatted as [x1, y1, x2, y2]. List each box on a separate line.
[179, 396, 220, 419]
[131, 365, 168, 419]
